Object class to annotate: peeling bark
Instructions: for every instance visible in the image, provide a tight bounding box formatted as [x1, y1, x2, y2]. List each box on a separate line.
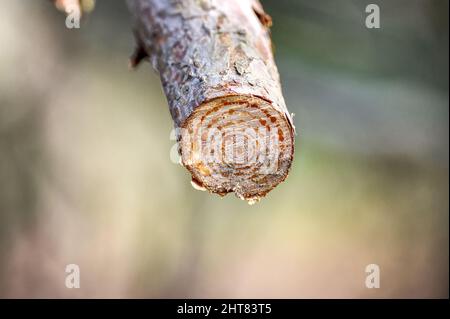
[128, 0, 296, 203]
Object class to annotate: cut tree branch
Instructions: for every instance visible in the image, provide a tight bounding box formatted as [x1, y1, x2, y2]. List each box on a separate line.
[53, 0, 296, 203]
[128, 0, 295, 203]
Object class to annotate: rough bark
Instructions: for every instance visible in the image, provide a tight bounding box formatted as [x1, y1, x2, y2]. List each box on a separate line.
[127, 0, 295, 203]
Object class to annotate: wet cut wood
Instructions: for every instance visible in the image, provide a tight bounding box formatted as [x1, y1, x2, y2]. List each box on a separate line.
[127, 0, 295, 203]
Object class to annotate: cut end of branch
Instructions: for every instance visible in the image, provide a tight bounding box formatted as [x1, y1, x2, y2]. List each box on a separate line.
[180, 95, 294, 203]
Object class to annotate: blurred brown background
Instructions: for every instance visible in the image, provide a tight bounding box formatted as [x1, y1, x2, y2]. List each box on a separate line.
[0, 0, 448, 298]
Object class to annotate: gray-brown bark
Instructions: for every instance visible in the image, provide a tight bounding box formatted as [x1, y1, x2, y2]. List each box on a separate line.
[128, 0, 295, 203]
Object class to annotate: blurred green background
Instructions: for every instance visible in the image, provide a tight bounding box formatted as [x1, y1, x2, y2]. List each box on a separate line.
[0, 0, 448, 298]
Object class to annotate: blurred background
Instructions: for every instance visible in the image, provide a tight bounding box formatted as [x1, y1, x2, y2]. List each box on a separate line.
[0, 0, 448, 298]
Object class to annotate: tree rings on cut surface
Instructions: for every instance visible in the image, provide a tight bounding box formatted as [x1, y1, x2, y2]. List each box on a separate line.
[128, 0, 296, 203]
[180, 95, 294, 203]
